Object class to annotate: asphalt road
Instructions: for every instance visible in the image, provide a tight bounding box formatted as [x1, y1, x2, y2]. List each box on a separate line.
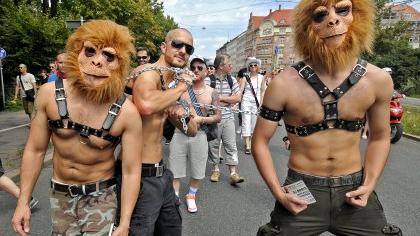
[1, 121, 419, 235]
[402, 96, 420, 107]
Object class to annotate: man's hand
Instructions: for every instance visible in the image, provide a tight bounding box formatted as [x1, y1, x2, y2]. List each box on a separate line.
[112, 225, 129, 236]
[345, 185, 373, 208]
[278, 190, 308, 215]
[167, 105, 187, 120]
[11, 204, 31, 236]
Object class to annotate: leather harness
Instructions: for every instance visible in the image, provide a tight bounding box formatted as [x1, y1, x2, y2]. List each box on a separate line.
[259, 59, 367, 137]
[48, 78, 126, 145]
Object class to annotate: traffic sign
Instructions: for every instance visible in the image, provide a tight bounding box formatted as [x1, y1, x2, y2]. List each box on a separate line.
[0, 48, 6, 59]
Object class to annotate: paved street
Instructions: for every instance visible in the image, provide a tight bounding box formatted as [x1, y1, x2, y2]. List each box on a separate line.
[1, 117, 420, 235]
[402, 96, 420, 107]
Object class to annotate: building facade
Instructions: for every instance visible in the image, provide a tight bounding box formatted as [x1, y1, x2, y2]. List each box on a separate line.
[216, 6, 299, 74]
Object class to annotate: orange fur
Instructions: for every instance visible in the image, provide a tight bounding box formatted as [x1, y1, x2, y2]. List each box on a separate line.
[65, 20, 135, 104]
[293, 0, 375, 72]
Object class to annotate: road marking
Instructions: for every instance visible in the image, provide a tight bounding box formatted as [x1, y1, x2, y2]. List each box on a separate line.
[0, 123, 29, 133]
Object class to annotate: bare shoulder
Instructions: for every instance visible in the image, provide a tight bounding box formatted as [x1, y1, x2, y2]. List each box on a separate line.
[366, 63, 393, 98]
[263, 67, 299, 109]
[36, 81, 56, 106]
[118, 98, 141, 126]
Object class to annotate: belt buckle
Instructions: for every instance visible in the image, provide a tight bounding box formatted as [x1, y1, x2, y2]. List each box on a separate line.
[68, 184, 79, 197]
[156, 166, 164, 177]
[328, 177, 341, 187]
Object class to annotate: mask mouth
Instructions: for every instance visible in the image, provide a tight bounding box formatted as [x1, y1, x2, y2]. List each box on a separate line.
[323, 32, 347, 39]
[83, 72, 109, 80]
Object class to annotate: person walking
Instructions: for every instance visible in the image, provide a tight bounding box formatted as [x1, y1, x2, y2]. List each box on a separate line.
[13, 64, 37, 121]
[168, 57, 221, 213]
[241, 57, 266, 154]
[206, 54, 244, 185]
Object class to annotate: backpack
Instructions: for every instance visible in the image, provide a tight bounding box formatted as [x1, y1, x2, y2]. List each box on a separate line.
[209, 74, 233, 90]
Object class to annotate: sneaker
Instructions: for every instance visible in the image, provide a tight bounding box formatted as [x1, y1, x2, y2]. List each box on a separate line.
[29, 197, 39, 210]
[185, 194, 197, 213]
[245, 148, 251, 155]
[210, 171, 220, 182]
[230, 173, 244, 185]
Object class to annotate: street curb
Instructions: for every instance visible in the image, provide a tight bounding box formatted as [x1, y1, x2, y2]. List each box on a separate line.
[6, 150, 53, 183]
[402, 133, 420, 142]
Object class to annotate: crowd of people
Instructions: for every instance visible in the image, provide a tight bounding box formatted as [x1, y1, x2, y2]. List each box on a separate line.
[1, 0, 404, 235]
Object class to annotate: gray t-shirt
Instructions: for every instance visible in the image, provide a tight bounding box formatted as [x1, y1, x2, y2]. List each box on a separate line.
[16, 73, 36, 97]
[204, 75, 240, 119]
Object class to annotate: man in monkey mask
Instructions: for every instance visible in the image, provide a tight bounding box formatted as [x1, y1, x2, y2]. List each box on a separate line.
[12, 20, 142, 236]
[253, 0, 401, 235]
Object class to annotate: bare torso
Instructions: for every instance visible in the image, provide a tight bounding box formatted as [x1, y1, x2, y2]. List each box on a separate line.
[44, 81, 127, 184]
[281, 63, 377, 176]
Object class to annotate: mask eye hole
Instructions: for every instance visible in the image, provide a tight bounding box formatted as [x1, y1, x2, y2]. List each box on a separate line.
[85, 47, 96, 57]
[103, 51, 116, 62]
[313, 10, 328, 23]
[336, 6, 351, 16]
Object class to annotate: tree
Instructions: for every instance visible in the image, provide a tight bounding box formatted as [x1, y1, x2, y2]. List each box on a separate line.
[366, 0, 420, 92]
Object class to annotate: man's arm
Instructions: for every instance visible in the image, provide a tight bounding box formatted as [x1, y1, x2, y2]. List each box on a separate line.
[12, 85, 51, 235]
[167, 103, 198, 137]
[133, 70, 188, 115]
[220, 79, 241, 104]
[199, 88, 221, 124]
[251, 75, 307, 215]
[346, 68, 393, 208]
[14, 77, 20, 100]
[116, 102, 142, 234]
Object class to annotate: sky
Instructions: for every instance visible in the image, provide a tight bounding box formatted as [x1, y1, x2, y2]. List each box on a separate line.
[161, 0, 420, 60]
[160, 0, 299, 60]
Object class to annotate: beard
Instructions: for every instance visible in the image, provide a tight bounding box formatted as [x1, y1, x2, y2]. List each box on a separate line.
[70, 73, 124, 104]
[306, 30, 361, 73]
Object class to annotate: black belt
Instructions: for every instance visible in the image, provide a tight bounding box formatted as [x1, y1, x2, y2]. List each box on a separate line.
[142, 162, 165, 177]
[287, 169, 363, 187]
[51, 178, 116, 197]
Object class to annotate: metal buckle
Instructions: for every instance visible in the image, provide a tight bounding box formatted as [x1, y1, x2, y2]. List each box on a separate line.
[68, 185, 79, 197]
[328, 177, 341, 187]
[298, 65, 312, 78]
[353, 64, 367, 77]
[156, 166, 164, 177]
[110, 103, 122, 114]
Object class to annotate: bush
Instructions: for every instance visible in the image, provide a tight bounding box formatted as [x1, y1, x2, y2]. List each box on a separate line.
[4, 98, 23, 112]
[402, 105, 420, 136]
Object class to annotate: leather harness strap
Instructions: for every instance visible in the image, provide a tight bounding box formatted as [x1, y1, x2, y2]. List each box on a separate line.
[285, 59, 367, 136]
[48, 78, 125, 144]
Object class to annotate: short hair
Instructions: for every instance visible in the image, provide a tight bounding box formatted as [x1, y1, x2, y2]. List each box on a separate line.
[165, 28, 192, 42]
[214, 54, 230, 69]
[136, 47, 149, 56]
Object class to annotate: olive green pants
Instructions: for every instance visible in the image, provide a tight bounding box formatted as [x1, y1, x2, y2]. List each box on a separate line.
[257, 169, 401, 236]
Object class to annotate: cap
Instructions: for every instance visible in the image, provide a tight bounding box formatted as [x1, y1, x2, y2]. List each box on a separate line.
[190, 57, 207, 67]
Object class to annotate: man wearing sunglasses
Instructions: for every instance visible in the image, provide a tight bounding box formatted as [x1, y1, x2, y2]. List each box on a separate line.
[14, 64, 37, 121]
[130, 28, 198, 235]
[136, 47, 150, 66]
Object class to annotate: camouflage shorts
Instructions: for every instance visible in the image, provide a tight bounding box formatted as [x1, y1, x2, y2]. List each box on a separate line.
[50, 185, 117, 236]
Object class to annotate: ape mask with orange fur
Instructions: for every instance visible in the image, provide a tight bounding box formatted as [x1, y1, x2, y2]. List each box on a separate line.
[293, 0, 375, 73]
[64, 20, 134, 104]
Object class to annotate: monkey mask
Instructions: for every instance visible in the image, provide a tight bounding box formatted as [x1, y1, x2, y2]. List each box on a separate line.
[293, 0, 375, 73]
[65, 20, 135, 104]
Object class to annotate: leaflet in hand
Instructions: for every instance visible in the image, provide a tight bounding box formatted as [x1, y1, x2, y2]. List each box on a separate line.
[284, 180, 316, 204]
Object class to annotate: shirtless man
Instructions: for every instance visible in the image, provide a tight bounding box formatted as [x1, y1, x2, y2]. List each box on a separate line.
[253, 1, 401, 235]
[126, 28, 198, 235]
[12, 20, 141, 236]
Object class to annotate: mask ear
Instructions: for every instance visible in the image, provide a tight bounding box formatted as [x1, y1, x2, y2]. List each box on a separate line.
[160, 42, 167, 54]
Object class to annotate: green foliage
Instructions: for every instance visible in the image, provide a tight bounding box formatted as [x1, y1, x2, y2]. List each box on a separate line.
[402, 106, 420, 136]
[0, 0, 178, 110]
[4, 98, 23, 112]
[365, 0, 420, 92]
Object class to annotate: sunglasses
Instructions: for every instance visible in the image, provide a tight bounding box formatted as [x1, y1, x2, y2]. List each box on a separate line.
[249, 64, 258, 68]
[137, 56, 148, 60]
[171, 39, 194, 55]
[19, 67, 24, 69]
[191, 65, 204, 71]
[208, 66, 215, 70]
